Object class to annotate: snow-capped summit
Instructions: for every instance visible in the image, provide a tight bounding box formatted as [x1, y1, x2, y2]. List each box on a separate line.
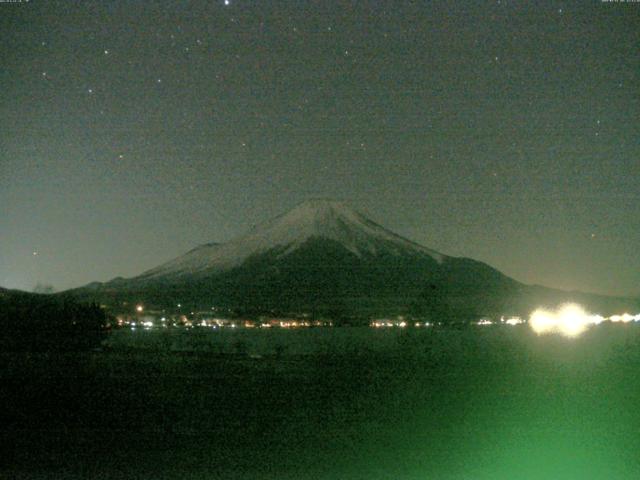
[72, 199, 640, 319]
[137, 199, 445, 280]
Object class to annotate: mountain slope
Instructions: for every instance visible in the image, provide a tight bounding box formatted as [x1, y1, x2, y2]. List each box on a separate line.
[69, 199, 638, 320]
[136, 199, 444, 281]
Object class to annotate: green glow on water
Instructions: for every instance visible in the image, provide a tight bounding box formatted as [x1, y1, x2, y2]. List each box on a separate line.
[4, 325, 640, 479]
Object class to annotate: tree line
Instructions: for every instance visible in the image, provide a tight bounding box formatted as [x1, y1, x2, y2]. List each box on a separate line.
[0, 291, 109, 351]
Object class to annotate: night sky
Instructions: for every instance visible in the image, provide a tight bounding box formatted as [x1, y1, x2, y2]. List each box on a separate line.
[1, 0, 638, 297]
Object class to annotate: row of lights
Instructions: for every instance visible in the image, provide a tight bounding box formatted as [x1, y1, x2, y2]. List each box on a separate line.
[133, 304, 638, 338]
[371, 321, 433, 328]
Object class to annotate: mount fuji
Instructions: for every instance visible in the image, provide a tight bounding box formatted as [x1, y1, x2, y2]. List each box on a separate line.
[138, 199, 446, 280]
[70, 199, 638, 320]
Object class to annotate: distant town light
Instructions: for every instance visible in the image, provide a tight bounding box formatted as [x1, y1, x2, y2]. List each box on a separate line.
[620, 313, 634, 323]
[504, 317, 523, 326]
[136, 305, 143, 312]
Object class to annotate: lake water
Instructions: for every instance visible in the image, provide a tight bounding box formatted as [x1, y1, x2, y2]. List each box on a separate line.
[3, 324, 640, 479]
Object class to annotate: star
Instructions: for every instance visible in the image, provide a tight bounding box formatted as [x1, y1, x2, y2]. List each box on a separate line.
[224, 0, 230, 5]
[88, 88, 94, 94]
[32, 251, 38, 256]
[104, 49, 109, 55]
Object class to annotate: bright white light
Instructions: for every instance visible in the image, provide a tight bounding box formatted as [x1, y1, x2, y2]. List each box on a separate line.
[529, 309, 556, 335]
[557, 304, 589, 337]
[136, 305, 143, 312]
[607, 313, 640, 323]
[529, 303, 602, 337]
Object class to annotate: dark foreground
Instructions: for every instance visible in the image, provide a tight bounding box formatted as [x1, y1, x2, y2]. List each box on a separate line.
[2, 326, 640, 479]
